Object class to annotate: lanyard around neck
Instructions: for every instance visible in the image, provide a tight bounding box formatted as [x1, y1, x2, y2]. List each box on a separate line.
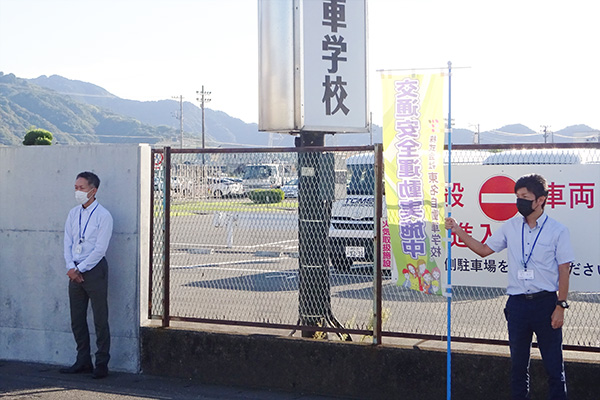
[79, 204, 99, 243]
[521, 214, 548, 270]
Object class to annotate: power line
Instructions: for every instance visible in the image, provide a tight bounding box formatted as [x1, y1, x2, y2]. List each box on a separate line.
[376, 66, 471, 72]
[488, 129, 540, 137]
[64, 134, 162, 139]
[51, 92, 117, 98]
[554, 132, 599, 139]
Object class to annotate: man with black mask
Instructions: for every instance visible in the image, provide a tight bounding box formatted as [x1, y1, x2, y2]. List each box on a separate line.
[446, 173, 574, 400]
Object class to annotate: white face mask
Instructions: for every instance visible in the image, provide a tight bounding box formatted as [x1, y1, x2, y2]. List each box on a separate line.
[75, 190, 91, 205]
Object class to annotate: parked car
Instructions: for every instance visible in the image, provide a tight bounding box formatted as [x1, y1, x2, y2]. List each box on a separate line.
[171, 176, 193, 194]
[209, 177, 244, 198]
[154, 176, 192, 193]
[153, 176, 164, 191]
[282, 178, 298, 198]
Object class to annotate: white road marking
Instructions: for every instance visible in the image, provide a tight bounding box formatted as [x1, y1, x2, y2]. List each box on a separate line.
[171, 239, 298, 249]
[172, 258, 293, 272]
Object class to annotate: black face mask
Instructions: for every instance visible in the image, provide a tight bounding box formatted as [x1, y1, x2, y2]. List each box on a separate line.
[516, 198, 535, 217]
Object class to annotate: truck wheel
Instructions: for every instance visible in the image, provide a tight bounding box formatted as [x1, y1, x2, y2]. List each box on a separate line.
[213, 190, 223, 198]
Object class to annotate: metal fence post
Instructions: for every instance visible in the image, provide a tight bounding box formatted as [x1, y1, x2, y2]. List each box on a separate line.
[297, 133, 331, 337]
[373, 144, 383, 345]
[148, 150, 156, 319]
[162, 146, 171, 328]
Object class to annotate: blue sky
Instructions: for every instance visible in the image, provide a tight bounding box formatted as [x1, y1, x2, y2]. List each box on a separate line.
[1, 0, 598, 133]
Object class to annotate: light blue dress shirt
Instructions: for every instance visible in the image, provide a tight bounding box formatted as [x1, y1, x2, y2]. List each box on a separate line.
[485, 212, 575, 295]
[64, 200, 113, 273]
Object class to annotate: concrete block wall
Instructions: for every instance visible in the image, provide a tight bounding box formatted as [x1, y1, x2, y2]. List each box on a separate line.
[141, 327, 600, 400]
[0, 144, 150, 372]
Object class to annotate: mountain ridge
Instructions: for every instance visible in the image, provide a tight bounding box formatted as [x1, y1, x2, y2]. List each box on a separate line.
[0, 72, 174, 145]
[28, 74, 271, 147]
[1, 72, 598, 146]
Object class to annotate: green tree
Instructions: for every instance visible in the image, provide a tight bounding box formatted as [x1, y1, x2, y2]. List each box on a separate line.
[23, 127, 53, 145]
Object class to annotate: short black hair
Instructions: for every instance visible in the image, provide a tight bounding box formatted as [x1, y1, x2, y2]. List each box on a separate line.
[514, 173, 548, 206]
[77, 171, 101, 189]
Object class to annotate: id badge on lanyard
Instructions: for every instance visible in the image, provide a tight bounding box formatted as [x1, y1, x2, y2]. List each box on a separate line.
[519, 215, 548, 281]
[518, 268, 534, 280]
[77, 204, 98, 255]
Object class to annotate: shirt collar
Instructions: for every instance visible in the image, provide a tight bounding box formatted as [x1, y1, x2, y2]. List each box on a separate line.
[522, 211, 546, 228]
[81, 199, 98, 211]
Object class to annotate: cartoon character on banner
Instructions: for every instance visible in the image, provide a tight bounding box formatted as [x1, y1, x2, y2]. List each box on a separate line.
[402, 268, 411, 289]
[408, 263, 420, 291]
[417, 259, 428, 291]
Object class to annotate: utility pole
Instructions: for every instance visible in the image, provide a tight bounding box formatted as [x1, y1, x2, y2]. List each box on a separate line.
[172, 95, 184, 148]
[196, 86, 211, 151]
[196, 86, 211, 197]
[541, 125, 551, 143]
[470, 123, 480, 145]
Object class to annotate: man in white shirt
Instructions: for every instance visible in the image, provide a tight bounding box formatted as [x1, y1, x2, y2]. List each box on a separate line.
[446, 173, 574, 400]
[60, 171, 113, 379]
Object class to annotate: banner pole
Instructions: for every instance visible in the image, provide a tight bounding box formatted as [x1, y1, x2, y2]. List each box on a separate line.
[446, 60, 453, 400]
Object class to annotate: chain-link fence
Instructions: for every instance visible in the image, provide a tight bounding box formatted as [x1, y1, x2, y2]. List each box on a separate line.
[150, 143, 600, 351]
[150, 146, 380, 340]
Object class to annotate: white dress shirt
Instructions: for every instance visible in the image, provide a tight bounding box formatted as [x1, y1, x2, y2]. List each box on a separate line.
[64, 200, 113, 273]
[486, 212, 575, 295]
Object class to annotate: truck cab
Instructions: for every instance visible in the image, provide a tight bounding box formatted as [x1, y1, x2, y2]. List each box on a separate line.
[328, 153, 385, 271]
[242, 163, 285, 192]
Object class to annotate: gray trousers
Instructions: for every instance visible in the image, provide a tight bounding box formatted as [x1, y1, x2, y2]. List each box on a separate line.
[68, 257, 110, 368]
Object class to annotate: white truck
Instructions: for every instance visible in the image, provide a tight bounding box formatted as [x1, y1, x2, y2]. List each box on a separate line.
[328, 153, 383, 271]
[242, 163, 285, 192]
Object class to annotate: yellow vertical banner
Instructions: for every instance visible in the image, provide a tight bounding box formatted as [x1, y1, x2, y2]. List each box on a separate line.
[381, 73, 446, 295]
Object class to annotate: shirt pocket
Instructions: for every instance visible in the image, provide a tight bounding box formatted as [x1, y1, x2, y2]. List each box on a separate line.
[531, 240, 556, 267]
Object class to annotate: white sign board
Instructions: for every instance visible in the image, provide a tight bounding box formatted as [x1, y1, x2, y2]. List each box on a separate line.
[258, 0, 369, 133]
[449, 165, 600, 292]
[301, 0, 368, 132]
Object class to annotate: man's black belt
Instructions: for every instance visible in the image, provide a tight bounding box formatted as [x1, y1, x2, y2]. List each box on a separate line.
[512, 290, 555, 300]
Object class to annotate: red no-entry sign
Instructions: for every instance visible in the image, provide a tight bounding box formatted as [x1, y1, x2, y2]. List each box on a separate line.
[154, 153, 164, 169]
[478, 175, 517, 221]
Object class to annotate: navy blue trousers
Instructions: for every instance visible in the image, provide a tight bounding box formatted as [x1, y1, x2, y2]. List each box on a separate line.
[506, 293, 567, 400]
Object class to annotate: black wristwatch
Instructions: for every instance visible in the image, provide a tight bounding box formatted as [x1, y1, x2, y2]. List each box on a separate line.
[556, 300, 569, 309]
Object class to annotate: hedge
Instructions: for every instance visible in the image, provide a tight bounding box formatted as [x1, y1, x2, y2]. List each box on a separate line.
[248, 189, 284, 204]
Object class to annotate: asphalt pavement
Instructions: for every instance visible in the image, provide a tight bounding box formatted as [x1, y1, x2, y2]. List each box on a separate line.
[0, 360, 348, 400]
